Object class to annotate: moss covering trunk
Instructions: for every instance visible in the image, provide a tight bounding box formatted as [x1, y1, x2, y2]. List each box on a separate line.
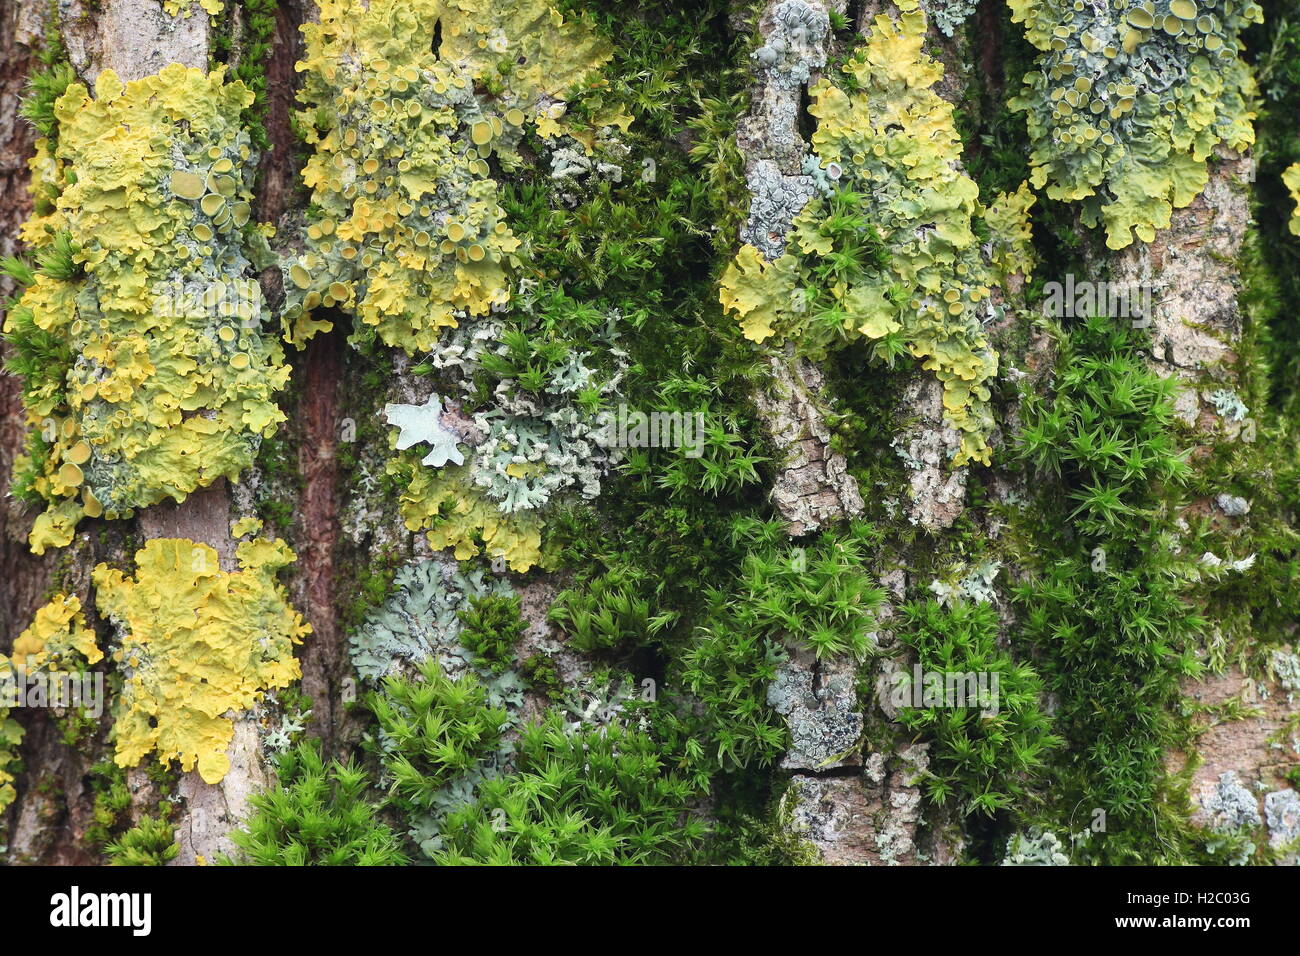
[1, 0, 1298, 866]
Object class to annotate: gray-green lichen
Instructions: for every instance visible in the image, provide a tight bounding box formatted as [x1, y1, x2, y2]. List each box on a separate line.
[1001, 829, 1071, 865]
[349, 557, 517, 684]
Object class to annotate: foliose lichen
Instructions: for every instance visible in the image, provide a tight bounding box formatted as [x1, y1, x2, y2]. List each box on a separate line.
[1200, 769, 1262, 831]
[356, 559, 528, 857]
[1, 593, 104, 811]
[1285, 163, 1300, 236]
[163, 0, 223, 16]
[281, 0, 624, 352]
[920, 0, 980, 38]
[1264, 788, 1300, 851]
[92, 536, 310, 784]
[386, 293, 626, 571]
[1008, 0, 1260, 249]
[6, 64, 288, 554]
[720, 3, 1033, 466]
[349, 557, 515, 683]
[9, 593, 102, 673]
[0, 711, 20, 813]
[1001, 828, 1071, 865]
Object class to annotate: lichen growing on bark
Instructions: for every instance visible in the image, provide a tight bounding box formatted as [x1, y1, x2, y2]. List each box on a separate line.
[721, 3, 1033, 467]
[93, 536, 310, 784]
[5, 64, 287, 554]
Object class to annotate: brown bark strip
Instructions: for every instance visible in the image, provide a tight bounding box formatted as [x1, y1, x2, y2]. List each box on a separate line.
[295, 328, 344, 748]
[0, 0, 52, 647]
[255, 0, 305, 225]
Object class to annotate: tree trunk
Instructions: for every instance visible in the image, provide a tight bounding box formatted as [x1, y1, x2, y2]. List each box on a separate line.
[2, 0, 1298, 867]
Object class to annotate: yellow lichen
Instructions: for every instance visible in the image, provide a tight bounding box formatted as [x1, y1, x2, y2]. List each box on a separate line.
[720, 7, 1016, 467]
[0, 704, 18, 811]
[9, 594, 102, 672]
[162, 0, 223, 16]
[230, 515, 263, 537]
[984, 182, 1038, 282]
[283, 0, 615, 352]
[92, 536, 310, 784]
[389, 456, 543, 572]
[2, 594, 103, 810]
[1285, 163, 1300, 237]
[1009, 0, 1260, 249]
[6, 64, 289, 553]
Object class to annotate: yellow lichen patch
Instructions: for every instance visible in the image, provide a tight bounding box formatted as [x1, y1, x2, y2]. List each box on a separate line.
[283, 0, 613, 352]
[10, 593, 102, 672]
[721, 7, 1011, 467]
[2, 594, 103, 808]
[162, 0, 223, 16]
[1285, 163, 1300, 237]
[230, 515, 263, 537]
[5, 65, 289, 552]
[388, 456, 543, 572]
[92, 537, 309, 785]
[984, 182, 1038, 281]
[0, 692, 19, 810]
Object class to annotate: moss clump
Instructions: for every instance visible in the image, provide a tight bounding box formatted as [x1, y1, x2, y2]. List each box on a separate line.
[225, 740, 407, 865]
[433, 711, 705, 865]
[893, 599, 1061, 818]
[104, 811, 180, 867]
[1013, 314, 1205, 862]
[457, 594, 527, 674]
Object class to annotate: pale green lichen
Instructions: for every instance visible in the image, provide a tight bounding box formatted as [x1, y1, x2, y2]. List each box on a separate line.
[386, 293, 626, 571]
[6, 64, 288, 554]
[282, 0, 624, 352]
[349, 558, 514, 683]
[93, 536, 310, 784]
[1008, 0, 1260, 249]
[1002, 828, 1071, 865]
[720, 3, 1030, 467]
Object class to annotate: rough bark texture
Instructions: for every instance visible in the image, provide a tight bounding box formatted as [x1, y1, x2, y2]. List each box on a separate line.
[2, 0, 1298, 868]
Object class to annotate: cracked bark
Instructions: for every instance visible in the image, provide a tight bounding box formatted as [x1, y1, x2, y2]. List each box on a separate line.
[735, 0, 969, 864]
[1112, 149, 1300, 845]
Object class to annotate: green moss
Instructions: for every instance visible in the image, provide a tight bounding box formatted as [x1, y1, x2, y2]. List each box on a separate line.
[104, 810, 179, 866]
[82, 760, 131, 851]
[893, 599, 1061, 818]
[518, 653, 564, 698]
[210, 0, 280, 151]
[457, 594, 527, 674]
[433, 711, 706, 865]
[1011, 314, 1206, 862]
[224, 740, 407, 865]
